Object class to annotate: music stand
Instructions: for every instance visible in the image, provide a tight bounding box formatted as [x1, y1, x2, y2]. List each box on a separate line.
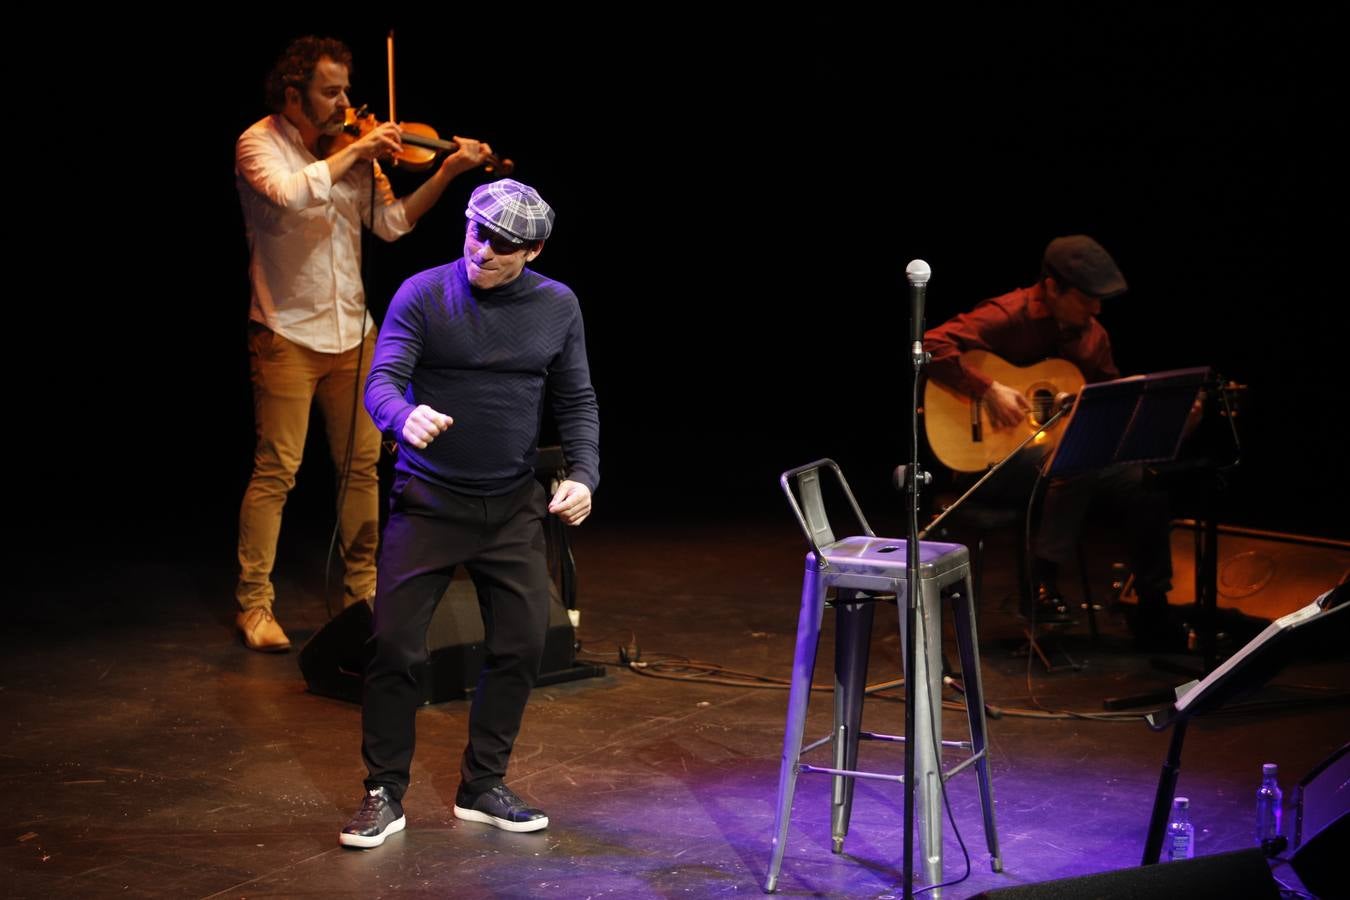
[1045, 366, 1212, 479]
[1139, 582, 1350, 865]
[1042, 368, 1210, 658]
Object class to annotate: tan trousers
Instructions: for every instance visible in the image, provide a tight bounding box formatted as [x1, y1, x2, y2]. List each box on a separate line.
[237, 324, 381, 611]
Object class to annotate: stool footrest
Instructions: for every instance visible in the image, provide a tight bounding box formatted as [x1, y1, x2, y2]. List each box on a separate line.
[863, 730, 973, 750]
[796, 742, 987, 784]
[942, 752, 986, 781]
[798, 763, 906, 784]
[800, 734, 833, 755]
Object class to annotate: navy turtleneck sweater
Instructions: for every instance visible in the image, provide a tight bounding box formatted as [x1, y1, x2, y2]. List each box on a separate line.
[365, 258, 599, 497]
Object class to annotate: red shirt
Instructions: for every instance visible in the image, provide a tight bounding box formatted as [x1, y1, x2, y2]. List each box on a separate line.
[924, 283, 1120, 398]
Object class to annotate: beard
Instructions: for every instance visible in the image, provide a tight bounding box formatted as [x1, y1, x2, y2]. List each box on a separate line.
[302, 96, 345, 135]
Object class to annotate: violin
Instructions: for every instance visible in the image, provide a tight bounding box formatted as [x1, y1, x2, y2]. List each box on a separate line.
[327, 106, 514, 175]
[321, 33, 515, 176]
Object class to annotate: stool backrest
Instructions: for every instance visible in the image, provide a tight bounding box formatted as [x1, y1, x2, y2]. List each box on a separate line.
[780, 459, 875, 564]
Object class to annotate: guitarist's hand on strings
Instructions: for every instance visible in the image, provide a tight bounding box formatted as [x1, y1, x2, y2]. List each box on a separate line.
[983, 380, 1031, 429]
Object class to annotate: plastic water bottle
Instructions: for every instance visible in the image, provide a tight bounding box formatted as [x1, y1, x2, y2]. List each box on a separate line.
[1256, 763, 1283, 847]
[1166, 796, 1195, 861]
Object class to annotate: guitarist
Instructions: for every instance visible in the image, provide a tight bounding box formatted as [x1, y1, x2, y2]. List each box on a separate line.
[924, 235, 1174, 649]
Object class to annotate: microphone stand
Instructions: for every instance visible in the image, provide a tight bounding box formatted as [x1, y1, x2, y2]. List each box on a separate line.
[899, 254, 1069, 895]
[918, 398, 1075, 540]
[901, 260, 930, 900]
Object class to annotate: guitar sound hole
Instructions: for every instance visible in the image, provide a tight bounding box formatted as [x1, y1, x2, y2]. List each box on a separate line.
[1029, 388, 1054, 426]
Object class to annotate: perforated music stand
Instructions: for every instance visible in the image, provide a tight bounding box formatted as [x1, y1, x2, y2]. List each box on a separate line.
[1139, 583, 1350, 865]
[1046, 366, 1212, 478]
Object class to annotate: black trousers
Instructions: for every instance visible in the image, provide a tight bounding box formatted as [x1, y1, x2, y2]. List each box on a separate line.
[976, 448, 1173, 599]
[362, 474, 551, 801]
[1038, 462, 1172, 599]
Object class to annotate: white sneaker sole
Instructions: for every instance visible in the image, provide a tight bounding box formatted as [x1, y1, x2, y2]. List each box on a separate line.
[453, 804, 549, 833]
[339, 814, 406, 848]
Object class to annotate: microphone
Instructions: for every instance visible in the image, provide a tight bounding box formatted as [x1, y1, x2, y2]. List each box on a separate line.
[1054, 391, 1077, 412]
[906, 259, 931, 363]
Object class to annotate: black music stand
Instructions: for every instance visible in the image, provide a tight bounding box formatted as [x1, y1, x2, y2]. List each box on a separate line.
[1045, 366, 1212, 480]
[1139, 582, 1350, 865]
[1044, 367, 1211, 654]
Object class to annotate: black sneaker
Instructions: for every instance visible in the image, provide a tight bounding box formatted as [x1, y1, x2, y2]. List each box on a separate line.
[453, 784, 549, 833]
[339, 786, 406, 848]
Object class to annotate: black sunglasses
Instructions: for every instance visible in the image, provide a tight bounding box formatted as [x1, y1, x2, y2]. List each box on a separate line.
[469, 220, 529, 255]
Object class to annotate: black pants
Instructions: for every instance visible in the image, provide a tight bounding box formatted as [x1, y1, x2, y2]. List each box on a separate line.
[362, 475, 551, 801]
[1038, 462, 1172, 599]
[975, 448, 1173, 599]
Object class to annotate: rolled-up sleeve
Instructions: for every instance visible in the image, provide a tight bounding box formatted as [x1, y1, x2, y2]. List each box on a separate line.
[235, 128, 332, 211]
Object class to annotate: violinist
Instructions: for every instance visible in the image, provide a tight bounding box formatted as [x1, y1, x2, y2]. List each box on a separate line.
[233, 35, 491, 652]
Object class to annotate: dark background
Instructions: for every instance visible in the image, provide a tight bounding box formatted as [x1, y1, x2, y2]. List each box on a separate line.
[20, 10, 1345, 567]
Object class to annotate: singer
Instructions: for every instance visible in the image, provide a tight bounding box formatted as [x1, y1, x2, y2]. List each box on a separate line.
[341, 178, 599, 847]
[924, 235, 1176, 648]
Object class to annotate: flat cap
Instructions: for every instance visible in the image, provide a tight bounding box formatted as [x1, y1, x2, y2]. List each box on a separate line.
[1043, 235, 1127, 298]
[465, 178, 554, 243]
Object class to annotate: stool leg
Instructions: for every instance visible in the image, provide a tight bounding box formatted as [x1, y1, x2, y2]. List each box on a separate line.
[952, 575, 1003, 872]
[832, 594, 874, 853]
[898, 577, 945, 890]
[765, 570, 826, 893]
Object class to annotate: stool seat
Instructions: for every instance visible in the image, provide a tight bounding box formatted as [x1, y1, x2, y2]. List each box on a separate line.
[764, 460, 1002, 895]
[809, 536, 971, 581]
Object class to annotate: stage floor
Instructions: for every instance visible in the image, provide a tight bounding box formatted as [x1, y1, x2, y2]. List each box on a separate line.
[5, 510, 1343, 898]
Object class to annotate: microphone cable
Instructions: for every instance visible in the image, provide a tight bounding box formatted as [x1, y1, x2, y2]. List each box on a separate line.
[324, 161, 379, 619]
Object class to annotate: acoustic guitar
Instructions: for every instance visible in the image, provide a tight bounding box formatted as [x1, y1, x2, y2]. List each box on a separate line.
[924, 350, 1086, 473]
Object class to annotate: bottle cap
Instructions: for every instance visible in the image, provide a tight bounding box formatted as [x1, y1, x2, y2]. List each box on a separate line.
[1263, 763, 1278, 776]
[1174, 797, 1190, 808]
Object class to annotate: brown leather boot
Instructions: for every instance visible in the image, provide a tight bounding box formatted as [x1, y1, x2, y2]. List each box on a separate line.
[236, 607, 291, 652]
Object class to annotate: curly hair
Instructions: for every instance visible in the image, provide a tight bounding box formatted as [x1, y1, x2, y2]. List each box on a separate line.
[264, 36, 353, 112]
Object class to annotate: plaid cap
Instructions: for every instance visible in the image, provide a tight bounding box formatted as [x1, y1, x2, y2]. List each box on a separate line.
[1043, 235, 1128, 299]
[465, 178, 554, 243]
